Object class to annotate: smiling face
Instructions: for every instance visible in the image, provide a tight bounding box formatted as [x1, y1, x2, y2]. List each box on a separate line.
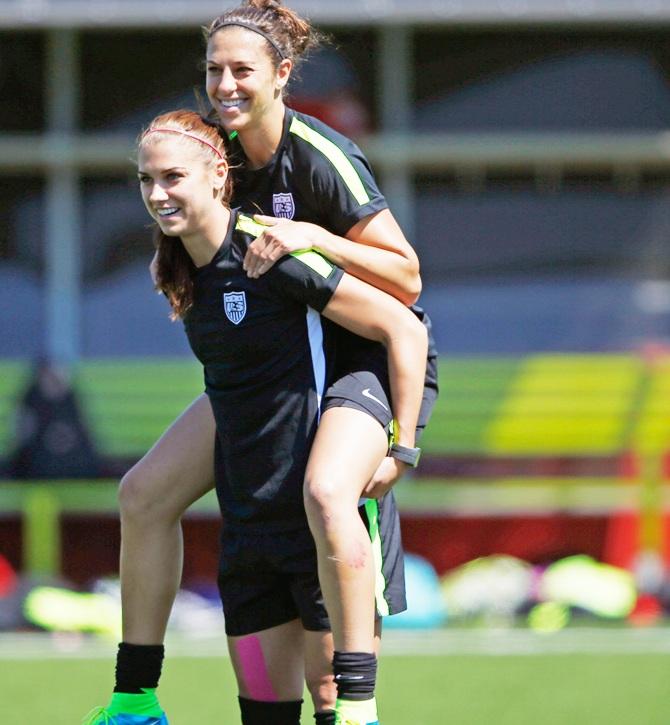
[205, 26, 291, 137]
[137, 136, 228, 244]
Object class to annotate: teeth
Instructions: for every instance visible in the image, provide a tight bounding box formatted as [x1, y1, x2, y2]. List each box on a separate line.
[220, 99, 244, 108]
[157, 208, 179, 217]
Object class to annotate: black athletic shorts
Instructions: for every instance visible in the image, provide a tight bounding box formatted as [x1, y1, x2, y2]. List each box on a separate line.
[218, 491, 406, 636]
[322, 351, 438, 439]
[323, 308, 439, 439]
[218, 312, 436, 636]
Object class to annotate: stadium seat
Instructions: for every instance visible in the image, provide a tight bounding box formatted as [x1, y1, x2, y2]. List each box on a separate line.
[0, 360, 30, 459]
[631, 358, 670, 455]
[73, 359, 204, 458]
[4, 354, 668, 462]
[419, 358, 520, 454]
[486, 355, 643, 455]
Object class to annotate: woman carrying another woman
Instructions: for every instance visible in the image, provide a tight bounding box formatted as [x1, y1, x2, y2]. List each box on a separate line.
[88, 1, 438, 723]
[86, 109, 427, 724]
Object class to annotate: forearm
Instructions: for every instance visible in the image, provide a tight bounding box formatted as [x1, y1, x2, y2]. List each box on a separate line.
[247, 212, 422, 304]
[383, 320, 428, 448]
[322, 274, 428, 447]
[313, 228, 421, 306]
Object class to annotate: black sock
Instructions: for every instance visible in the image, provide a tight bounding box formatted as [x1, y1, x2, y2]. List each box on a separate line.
[314, 711, 337, 724]
[238, 697, 302, 725]
[332, 651, 377, 701]
[114, 642, 165, 694]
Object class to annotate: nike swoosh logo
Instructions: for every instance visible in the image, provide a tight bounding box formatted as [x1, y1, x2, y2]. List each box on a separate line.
[362, 388, 389, 411]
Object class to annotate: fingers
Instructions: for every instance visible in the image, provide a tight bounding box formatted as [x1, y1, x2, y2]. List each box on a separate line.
[242, 220, 313, 277]
[248, 256, 279, 278]
[362, 482, 383, 499]
[243, 233, 285, 277]
[253, 214, 281, 226]
[362, 457, 404, 498]
[363, 479, 392, 499]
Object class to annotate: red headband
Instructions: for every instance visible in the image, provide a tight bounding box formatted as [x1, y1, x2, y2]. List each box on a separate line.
[144, 128, 224, 160]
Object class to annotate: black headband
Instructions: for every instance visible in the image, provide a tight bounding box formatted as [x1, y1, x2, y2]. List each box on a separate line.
[213, 21, 287, 60]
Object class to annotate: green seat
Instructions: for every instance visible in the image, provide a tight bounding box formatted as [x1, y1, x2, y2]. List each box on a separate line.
[0, 360, 30, 458]
[420, 358, 520, 454]
[421, 354, 649, 457]
[74, 359, 204, 457]
[485, 355, 643, 455]
[8, 353, 663, 462]
[632, 359, 670, 455]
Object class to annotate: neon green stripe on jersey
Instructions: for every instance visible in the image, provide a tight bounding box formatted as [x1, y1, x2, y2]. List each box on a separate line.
[235, 213, 266, 238]
[236, 214, 334, 278]
[289, 117, 371, 206]
[290, 249, 335, 279]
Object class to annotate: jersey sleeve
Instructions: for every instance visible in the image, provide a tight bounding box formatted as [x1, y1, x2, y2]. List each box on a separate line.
[289, 115, 388, 236]
[265, 249, 345, 312]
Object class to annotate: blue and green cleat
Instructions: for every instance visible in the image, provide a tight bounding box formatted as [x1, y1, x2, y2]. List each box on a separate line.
[82, 689, 168, 725]
[334, 697, 379, 725]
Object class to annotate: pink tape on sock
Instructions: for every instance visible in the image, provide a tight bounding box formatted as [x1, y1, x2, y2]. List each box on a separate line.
[234, 635, 278, 701]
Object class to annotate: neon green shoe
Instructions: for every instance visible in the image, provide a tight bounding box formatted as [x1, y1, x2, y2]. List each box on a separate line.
[82, 689, 168, 724]
[334, 697, 379, 725]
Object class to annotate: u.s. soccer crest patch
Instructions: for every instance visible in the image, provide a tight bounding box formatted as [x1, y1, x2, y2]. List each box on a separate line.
[223, 291, 247, 325]
[272, 192, 295, 219]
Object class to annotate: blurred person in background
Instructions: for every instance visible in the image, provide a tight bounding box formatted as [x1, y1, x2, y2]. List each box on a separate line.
[84, 109, 427, 725]
[95, 2, 438, 724]
[9, 359, 101, 480]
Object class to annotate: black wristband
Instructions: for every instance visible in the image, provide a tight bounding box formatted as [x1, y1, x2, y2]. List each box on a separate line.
[388, 442, 421, 467]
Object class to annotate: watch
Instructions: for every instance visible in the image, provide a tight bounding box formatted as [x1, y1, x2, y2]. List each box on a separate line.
[388, 442, 422, 467]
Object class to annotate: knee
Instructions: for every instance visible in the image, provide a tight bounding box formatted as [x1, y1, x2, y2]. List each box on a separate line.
[303, 475, 342, 527]
[118, 463, 169, 525]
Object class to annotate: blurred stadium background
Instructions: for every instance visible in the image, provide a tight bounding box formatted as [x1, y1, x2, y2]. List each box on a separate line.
[2, 1, 670, 722]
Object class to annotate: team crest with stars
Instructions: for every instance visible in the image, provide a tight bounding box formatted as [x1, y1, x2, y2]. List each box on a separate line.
[223, 291, 247, 325]
[272, 192, 295, 219]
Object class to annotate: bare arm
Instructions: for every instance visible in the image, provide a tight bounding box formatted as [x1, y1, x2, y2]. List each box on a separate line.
[321, 272, 428, 451]
[321, 210, 421, 305]
[244, 210, 422, 306]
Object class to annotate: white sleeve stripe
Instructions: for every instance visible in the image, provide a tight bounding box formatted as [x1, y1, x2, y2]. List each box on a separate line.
[306, 307, 326, 419]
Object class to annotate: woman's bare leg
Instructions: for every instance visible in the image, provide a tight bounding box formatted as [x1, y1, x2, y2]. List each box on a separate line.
[302, 602, 385, 718]
[303, 407, 388, 653]
[228, 619, 306, 702]
[227, 619, 308, 723]
[304, 629, 336, 713]
[118, 393, 216, 644]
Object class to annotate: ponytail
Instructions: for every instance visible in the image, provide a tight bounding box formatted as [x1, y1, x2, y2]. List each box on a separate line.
[206, 0, 323, 71]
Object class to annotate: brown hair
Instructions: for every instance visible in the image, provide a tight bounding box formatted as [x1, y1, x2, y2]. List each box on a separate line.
[205, 0, 322, 73]
[138, 109, 231, 320]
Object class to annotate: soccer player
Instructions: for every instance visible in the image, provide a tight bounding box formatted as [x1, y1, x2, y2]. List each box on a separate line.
[84, 110, 428, 725]
[204, 7, 439, 723]
[90, 2, 438, 724]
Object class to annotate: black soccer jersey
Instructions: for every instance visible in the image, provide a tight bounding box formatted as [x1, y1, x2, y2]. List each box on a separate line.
[230, 107, 388, 237]
[183, 210, 343, 531]
[228, 107, 437, 364]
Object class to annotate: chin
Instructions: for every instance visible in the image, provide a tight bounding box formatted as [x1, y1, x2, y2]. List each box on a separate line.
[157, 223, 182, 237]
[218, 115, 248, 134]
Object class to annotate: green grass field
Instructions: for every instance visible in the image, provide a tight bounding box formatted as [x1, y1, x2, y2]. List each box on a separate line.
[3, 642, 669, 724]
